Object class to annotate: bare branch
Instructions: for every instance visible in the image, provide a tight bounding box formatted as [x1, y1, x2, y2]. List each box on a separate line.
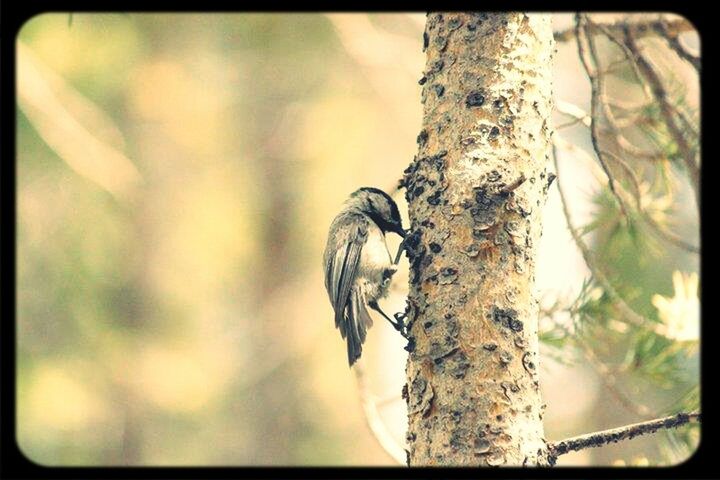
[641, 211, 700, 254]
[655, 17, 700, 72]
[623, 26, 700, 209]
[554, 16, 695, 43]
[17, 42, 141, 200]
[570, 15, 700, 200]
[354, 363, 407, 465]
[548, 411, 700, 461]
[555, 100, 592, 127]
[556, 100, 663, 162]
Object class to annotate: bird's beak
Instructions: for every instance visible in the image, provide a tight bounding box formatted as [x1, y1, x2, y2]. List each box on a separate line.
[394, 225, 407, 238]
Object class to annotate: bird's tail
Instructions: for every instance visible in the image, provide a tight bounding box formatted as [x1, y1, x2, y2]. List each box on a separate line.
[346, 288, 374, 366]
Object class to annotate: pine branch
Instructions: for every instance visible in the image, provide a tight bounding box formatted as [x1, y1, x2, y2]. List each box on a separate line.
[552, 139, 652, 331]
[548, 411, 700, 462]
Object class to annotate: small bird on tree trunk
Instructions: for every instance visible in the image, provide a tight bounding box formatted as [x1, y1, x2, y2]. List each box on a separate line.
[323, 187, 408, 366]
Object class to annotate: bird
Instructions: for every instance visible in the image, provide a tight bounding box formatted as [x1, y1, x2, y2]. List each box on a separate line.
[323, 187, 408, 366]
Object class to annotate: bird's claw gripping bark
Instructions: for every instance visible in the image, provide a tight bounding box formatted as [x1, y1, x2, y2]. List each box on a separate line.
[370, 301, 410, 339]
[393, 311, 410, 339]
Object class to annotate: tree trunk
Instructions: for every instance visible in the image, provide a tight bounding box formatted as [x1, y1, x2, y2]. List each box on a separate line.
[401, 12, 555, 466]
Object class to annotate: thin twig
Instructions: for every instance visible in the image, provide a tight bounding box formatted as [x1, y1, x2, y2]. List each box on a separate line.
[554, 17, 695, 43]
[614, 133, 665, 162]
[548, 411, 700, 460]
[499, 173, 527, 195]
[555, 100, 592, 127]
[661, 34, 700, 72]
[669, 102, 700, 142]
[575, 14, 629, 219]
[582, 14, 666, 203]
[556, 100, 663, 162]
[640, 210, 700, 254]
[555, 117, 587, 130]
[598, 148, 643, 208]
[579, 14, 699, 171]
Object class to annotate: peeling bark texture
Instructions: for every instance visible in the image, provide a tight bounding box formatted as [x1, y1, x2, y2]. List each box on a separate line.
[401, 13, 554, 466]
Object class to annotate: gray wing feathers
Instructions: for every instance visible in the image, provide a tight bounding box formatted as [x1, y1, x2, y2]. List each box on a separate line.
[335, 242, 359, 327]
[354, 288, 373, 332]
[324, 214, 370, 366]
[347, 291, 361, 365]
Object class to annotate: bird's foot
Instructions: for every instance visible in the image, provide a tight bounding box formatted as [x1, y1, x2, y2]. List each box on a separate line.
[393, 311, 410, 339]
[370, 300, 409, 339]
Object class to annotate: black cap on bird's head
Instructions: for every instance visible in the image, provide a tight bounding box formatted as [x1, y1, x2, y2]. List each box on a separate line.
[351, 187, 406, 238]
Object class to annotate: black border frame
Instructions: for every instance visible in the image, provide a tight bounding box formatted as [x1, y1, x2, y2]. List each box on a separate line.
[2, 3, 711, 479]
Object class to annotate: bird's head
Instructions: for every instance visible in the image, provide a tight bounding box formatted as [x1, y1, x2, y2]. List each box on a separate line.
[349, 187, 406, 238]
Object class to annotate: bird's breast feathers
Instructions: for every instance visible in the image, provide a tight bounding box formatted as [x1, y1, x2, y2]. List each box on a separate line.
[360, 226, 392, 270]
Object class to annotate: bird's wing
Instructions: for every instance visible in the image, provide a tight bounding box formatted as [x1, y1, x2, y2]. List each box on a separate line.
[325, 213, 369, 365]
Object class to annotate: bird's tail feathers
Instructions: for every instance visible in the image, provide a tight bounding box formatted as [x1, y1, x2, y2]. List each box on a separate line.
[346, 290, 368, 366]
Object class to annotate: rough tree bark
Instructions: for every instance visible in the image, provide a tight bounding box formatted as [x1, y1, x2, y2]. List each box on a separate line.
[400, 12, 555, 466]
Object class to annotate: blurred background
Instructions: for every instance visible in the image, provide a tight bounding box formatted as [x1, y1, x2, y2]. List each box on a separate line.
[16, 13, 699, 466]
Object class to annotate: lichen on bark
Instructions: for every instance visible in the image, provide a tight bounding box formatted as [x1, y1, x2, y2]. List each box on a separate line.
[401, 12, 555, 466]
